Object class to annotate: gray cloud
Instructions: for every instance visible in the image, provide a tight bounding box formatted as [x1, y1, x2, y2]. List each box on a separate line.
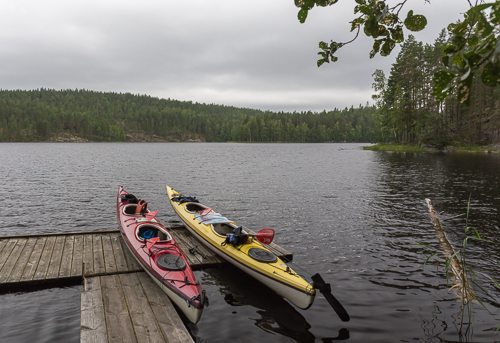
[0, 0, 470, 112]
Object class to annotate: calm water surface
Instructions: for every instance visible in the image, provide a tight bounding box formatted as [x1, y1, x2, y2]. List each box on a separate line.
[0, 143, 499, 342]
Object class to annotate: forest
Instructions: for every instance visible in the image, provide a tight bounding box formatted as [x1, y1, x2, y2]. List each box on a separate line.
[371, 31, 500, 147]
[0, 89, 375, 143]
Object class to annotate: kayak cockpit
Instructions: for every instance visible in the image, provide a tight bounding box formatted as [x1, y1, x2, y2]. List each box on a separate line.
[212, 222, 239, 237]
[136, 224, 172, 242]
[184, 202, 209, 213]
[122, 204, 151, 216]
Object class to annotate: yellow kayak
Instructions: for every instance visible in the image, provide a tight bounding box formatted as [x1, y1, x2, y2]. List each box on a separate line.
[166, 185, 316, 309]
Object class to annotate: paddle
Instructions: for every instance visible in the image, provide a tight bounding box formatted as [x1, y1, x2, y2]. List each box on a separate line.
[146, 210, 158, 221]
[311, 273, 350, 322]
[146, 236, 160, 249]
[199, 207, 212, 216]
[252, 228, 275, 245]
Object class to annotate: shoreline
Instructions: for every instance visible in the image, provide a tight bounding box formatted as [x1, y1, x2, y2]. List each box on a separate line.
[363, 143, 500, 154]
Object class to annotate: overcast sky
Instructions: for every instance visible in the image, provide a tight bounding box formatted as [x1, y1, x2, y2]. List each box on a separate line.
[0, 0, 470, 112]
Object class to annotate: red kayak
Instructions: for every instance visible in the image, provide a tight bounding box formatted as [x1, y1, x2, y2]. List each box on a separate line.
[116, 186, 207, 324]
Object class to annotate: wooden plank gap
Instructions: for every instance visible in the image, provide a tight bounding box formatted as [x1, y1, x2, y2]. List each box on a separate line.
[81, 276, 109, 343]
[100, 274, 137, 342]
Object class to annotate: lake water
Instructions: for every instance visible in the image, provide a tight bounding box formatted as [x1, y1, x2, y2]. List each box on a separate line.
[0, 143, 499, 342]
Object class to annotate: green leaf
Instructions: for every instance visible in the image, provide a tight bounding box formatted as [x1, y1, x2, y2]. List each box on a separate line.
[470, 226, 481, 239]
[457, 72, 473, 105]
[404, 11, 427, 32]
[452, 21, 468, 36]
[442, 44, 457, 54]
[329, 41, 340, 54]
[380, 13, 398, 26]
[319, 41, 329, 50]
[468, 35, 479, 47]
[370, 39, 383, 58]
[453, 53, 464, 68]
[357, 4, 372, 15]
[373, 24, 388, 39]
[467, 3, 494, 15]
[424, 253, 438, 265]
[354, 0, 365, 4]
[298, 8, 309, 23]
[380, 38, 395, 56]
[442, 55, 450, 67]
[351, 17, 365, 31]
[464, 51, 482, 69]
[317, 59, 326, 67]
[452, 35, 466, 48]
[390, 25, 404, 43]
[364, 16, 379, 37]
[432, 70, 456, 102]
[491, 1, 500, 25]
[372, 39, 382, 53]
[477, 13, 493, 38]
[316, 0, 339, 6]
[481, 61, 500, 86]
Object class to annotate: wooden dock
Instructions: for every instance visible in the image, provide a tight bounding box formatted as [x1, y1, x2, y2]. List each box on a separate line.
[0, 226, 293, 342]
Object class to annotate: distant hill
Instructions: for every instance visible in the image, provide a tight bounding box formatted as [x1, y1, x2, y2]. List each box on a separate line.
[0, 89, 375, 143]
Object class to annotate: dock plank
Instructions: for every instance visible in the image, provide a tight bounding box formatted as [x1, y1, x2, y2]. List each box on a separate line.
[120, 273, 165, 342]
[137, 272, 194, 343]
[110, 234, 129, 273]
[119, 237, 142, 272]
[81, 277, 108, 343]
[20, 237, 47, 282]
[71, 235, 84, 277]
[0, 238, 28, 283]
[170, 231, 200, 268]
[83, 234, 94, 275]
[0, 238, 10, 257]
[7, 237, 38, 283]
[46, 235, 66, 280]
[100, 274, 137, 343]
[33, 236, 57, 280]
[59, 234, 75, 278]
[0, 239, 18, 272]
[101, 234, 117, 274]
[93, 234, 106, 275]
[178, 229, 220, 266]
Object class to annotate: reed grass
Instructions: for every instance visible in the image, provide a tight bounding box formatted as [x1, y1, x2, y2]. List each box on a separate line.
[419, 196, 500, 340]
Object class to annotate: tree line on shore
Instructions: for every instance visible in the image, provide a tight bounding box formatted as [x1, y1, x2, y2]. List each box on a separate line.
[0, 89, 375, 143]
[371, 32, 500, 147]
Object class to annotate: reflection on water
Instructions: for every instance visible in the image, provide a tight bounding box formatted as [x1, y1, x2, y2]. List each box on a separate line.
[199, 266, 316, 342]
[196, 266, 349, 342]
[0, 143, 499, 342]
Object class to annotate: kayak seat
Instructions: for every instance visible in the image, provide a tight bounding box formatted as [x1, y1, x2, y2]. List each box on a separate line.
[136, 225, 172, 242]
[185, 202, 208, 213]
[135, 200, 148, 214]
[123, 204, 151, 216]
[212, 223, 237, 237]
[123, 204, 138, 215]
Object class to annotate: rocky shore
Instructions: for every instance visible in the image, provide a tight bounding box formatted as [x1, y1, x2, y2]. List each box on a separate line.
[48, 132, 205, 143]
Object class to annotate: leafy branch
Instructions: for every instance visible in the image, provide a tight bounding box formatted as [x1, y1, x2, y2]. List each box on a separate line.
[295, 0, 500, 105]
